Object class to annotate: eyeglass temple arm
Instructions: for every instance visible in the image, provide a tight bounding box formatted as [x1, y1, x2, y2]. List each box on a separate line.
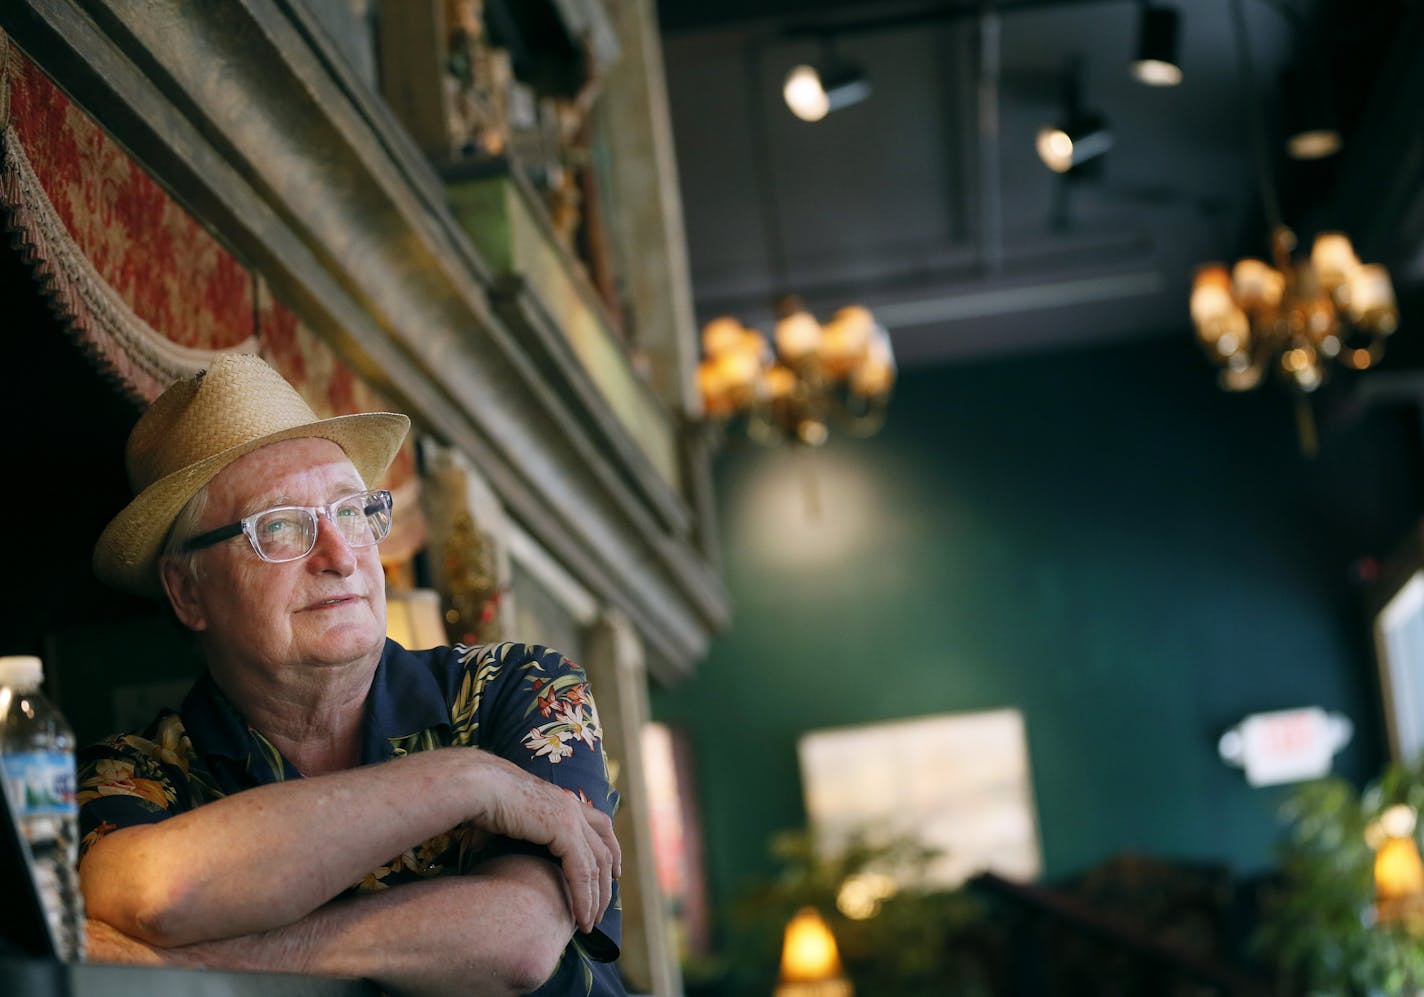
[181, 520, 245, 553]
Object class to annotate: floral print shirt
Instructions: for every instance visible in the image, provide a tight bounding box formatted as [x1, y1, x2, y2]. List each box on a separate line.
[76, 640, 625, 997]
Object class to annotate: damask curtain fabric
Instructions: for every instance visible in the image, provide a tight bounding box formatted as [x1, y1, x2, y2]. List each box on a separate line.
[0, 34, 424, 557]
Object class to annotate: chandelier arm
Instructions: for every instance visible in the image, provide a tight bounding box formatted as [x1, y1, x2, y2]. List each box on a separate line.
[1293, 391, 1318, 459]
[840, 397, 890, 438]
[1245, 329, 1273, 387]
[747, 406, 784, 447]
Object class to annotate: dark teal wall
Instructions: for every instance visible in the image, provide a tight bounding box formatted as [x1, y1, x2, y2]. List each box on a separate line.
[653, 333, 1423, 922]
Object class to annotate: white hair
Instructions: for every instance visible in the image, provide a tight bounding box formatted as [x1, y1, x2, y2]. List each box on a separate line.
[160, 483, 210, 583]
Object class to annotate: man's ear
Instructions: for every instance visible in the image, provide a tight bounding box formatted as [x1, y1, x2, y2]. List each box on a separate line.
[159, 556, 208, 633]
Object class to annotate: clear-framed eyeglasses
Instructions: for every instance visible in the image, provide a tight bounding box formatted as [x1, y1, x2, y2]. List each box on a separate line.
[181, 489, 394, 564]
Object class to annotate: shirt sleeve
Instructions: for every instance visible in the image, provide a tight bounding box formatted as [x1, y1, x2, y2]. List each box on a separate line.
[75, 711, 197, 860]
[466, 642, 624, 966]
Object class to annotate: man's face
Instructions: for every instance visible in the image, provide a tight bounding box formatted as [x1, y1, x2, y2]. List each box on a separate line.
[167, 437, 388, 682]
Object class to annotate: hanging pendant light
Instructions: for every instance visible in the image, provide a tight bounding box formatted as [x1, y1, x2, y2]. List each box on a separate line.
[1131, 4, 1183, 87]
[1192, 226, 1397, 395]
[1188, 0, 1400, 456]
[698, 298, 896, 448]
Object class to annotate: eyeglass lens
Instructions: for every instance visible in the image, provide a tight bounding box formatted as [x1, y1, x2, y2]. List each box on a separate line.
[251, 491, 392, 562]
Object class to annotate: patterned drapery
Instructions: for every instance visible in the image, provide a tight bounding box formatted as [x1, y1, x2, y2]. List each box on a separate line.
[0, 34, 425, 559]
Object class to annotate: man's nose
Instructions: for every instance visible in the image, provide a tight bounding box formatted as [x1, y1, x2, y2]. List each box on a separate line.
[306, 514, 357, 574]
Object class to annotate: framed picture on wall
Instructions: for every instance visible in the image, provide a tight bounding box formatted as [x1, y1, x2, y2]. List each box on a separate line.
[1371, 522, 1424, 764]
[641, 722, 712, 960]
[797, 708, 1042, 889]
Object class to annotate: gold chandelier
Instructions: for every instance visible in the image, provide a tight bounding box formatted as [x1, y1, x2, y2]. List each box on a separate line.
[1190, 225, 1399, 393]
[1190, 0, 1401, 454]
[697, 297, 896, 447]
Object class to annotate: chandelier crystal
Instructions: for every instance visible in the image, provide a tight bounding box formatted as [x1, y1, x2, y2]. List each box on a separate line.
[697, 297, 896, 447]
[1191, 225, 1398, 393]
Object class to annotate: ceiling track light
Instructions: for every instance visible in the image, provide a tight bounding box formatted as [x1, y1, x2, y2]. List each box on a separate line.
[1131, 4, 1183, 87]
[1036, 114, 1112, 174]
[1281, 64, 1342, 160]
[1037, 58, 1112, 175]
[783, 44, 871, 122]
[1286, 126, 1342, 161]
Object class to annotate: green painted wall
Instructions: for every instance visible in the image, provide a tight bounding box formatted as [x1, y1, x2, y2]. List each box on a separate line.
[653, 334, 1422, 925]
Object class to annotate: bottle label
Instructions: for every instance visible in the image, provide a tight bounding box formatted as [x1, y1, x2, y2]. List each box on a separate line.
[0, 751, 77, 818]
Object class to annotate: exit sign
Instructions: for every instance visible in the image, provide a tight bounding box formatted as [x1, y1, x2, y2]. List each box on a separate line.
[1217, 707, 1354, 787]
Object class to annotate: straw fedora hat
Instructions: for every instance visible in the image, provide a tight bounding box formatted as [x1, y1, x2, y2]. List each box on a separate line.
[94, 354, 410, 596]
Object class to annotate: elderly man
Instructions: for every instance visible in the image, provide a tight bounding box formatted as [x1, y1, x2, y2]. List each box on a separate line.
[76, 354, 625, 997]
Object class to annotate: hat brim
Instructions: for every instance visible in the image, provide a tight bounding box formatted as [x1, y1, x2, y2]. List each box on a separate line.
[94, 411, 411, 596]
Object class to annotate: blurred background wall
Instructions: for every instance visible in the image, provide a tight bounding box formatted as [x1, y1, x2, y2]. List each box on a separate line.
[655, 331, 1423, 917]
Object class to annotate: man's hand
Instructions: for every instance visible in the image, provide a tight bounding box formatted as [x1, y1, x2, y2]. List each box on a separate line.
[464, 752, 621, 934]
[85, 865, 577, 997]
[82, 746, 619, 948]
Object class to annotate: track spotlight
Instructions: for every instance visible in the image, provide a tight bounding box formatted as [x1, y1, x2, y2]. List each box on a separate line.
[783, 57, 871, 123]
[1037, 57, 1112, 175]
[1130, 4, 1182, 87]
[1281, 65, 1342, 160]
[1287, 126, 1342, 160]
[1036, 114, 1113, 173]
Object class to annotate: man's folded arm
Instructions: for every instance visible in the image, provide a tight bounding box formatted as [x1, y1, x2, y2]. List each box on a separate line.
[80, 747, 617, 947]
[90, 853, 577, 997]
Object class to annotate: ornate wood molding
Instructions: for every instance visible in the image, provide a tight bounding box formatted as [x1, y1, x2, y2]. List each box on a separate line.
[0, 1, 726, 677]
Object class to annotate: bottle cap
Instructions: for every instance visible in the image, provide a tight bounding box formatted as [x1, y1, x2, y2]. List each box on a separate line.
[0, 656, 44, 691]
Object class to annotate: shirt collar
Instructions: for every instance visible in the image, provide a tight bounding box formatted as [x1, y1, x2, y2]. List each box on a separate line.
[180, 639, 452, 769]
[179, 672, 255, 762]
[361, 639, 452, 761]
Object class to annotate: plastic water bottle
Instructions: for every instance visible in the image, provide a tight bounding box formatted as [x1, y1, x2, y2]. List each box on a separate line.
[0, 656, 86, 962]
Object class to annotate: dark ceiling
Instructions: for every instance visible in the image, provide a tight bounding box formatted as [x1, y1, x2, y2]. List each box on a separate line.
[654, 0, 1423, 369]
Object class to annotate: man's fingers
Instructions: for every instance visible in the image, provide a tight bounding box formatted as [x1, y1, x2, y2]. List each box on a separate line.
[560, 811, 616, 932]
[578, 845, 600, 933]
[579, 804, 619, 877]
[576, 806, 616, 926]
[575, 822, 610, 930]
[603, 820, 620, 877]
[598, 838, 612, 926]
[477, 756, 622, 932]
[554, 844, 589, 931]
[551, 808, 607, 933]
